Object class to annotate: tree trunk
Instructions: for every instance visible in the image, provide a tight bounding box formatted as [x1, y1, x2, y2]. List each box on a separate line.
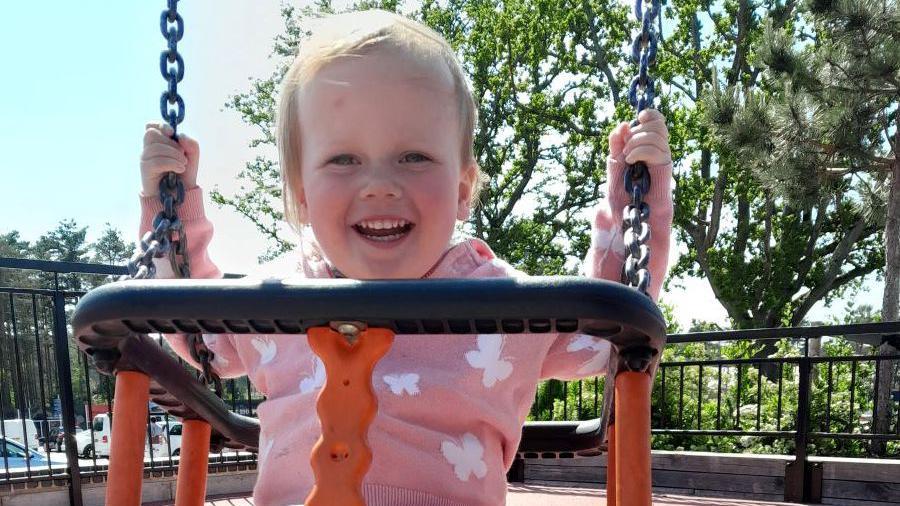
[873, 160, 899, 456]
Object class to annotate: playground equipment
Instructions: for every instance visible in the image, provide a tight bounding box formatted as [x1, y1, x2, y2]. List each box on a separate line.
[70, 0, 666, 504]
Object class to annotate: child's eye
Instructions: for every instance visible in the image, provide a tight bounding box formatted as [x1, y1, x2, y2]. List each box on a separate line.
[328, 154, 358, 166]
[400, 152, 431, 163]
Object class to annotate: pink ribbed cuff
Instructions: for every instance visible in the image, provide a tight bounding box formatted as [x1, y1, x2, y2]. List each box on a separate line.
[139, 186, 207, 235]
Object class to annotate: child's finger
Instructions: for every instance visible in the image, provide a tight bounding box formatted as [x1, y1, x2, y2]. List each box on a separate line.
[143, 127, 182, 149]
[624, 144, 671, 165]
[176, 133, 200, 163]
[144, 122, 175, 137]
[630, 119, 668, 140]
[623, 131, 668, 154]
[142, 143, 188, 162]
[141, 159, 187, 180]
[608, 122, 628, 153]
[638, 109, 665, 124]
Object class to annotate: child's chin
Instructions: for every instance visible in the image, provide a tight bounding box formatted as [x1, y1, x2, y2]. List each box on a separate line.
[350, 259, 429, 280]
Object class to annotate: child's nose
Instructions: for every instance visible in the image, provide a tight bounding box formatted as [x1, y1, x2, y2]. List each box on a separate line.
[359, 172, 403, 200]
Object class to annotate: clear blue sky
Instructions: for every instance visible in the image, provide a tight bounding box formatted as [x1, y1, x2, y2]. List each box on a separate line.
[1, 2, 163, 242]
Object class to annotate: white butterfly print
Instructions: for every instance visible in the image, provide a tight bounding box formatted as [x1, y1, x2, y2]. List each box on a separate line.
[592, 224, 625, 264]
[441, 433, 488, 482]
[201, 335, 230, 368]
[567, 335, 610, 375]
[212, 354, 230, 368]
[383, 373, 420, 396]
[259, 435, 275, 462]
[567, 334, 606, 353]
[465, 334, 513, 388]
[299, 356, 326, 394]
[251, 337, 277, 365]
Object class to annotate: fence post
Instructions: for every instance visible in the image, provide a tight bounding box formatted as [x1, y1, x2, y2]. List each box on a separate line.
[784, 356, 822, 503]
[52, 288, 84, 506]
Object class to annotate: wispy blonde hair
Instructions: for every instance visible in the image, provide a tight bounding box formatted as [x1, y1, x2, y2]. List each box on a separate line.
[276, 9, 480, 232]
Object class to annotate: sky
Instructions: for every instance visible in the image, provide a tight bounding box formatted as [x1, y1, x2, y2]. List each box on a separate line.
[0, 0, 885, 330]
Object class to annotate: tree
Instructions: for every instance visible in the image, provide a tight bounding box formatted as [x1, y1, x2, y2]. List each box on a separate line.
[664, 0, 885, 331]
[32, 220, 89, 264]
[707, 0, 898, 453]
[90, 224, 132, 266]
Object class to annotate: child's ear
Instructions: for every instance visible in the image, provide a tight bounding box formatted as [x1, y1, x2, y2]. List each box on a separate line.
[456, 161, 479, 221]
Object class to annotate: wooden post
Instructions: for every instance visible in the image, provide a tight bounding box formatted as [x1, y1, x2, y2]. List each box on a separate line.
[615, 371, 652, 506]
[305, 327, 394, 506]
[175, 419, 212, 506]
[106, 371, 151, 506]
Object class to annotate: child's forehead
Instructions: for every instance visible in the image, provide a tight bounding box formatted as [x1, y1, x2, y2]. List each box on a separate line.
[309, 47, 455, 94]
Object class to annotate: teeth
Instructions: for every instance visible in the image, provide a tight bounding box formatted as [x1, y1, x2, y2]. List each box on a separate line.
[358, 219, 408, 229]
[368, 233, 404, 241]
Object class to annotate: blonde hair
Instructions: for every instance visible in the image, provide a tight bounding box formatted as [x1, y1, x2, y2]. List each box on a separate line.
[276, 9, 480, 232]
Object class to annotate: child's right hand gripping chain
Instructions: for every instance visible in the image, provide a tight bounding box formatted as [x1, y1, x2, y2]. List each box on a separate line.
[137, 123, 220, 281]
[140, 123, 200, 197]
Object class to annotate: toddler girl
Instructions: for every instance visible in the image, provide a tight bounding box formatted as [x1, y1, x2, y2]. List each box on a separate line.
[138, 9, 673, 506]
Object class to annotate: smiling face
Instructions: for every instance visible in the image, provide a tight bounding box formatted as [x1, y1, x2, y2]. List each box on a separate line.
[294, 47, 476, 279]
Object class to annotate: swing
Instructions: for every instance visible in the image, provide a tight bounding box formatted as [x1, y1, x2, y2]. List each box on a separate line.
[71, 0, 664, 504]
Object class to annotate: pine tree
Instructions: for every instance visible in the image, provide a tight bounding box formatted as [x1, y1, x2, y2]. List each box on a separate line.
[707, 0, 899, 453]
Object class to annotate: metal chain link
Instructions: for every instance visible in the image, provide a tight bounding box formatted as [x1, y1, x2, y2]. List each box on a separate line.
[122, 1, 219, 391]
[621, 0, 661, 297]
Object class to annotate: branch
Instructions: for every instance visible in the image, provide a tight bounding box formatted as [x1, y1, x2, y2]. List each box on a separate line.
[704, 168, 728, 250]
[792, 215, 869, 322]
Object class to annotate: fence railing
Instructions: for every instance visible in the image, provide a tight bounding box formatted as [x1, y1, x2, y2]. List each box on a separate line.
[1, 256, 898, 504]
[0, 257, 263, 506]
[529, 322, 900, 502]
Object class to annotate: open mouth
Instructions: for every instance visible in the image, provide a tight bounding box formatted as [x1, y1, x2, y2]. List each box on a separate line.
[353, 219, 415, 242]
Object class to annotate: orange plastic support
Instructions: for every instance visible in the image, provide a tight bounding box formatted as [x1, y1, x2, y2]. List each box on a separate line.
[304, 327, 395, 506]
[106, 371, 151, 506]
[607, 422, 616, 506]
[614, 371, 652, 506]
[174, 419, 212, 506]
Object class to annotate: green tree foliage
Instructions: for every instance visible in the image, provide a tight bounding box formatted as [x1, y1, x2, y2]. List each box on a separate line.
[702, 0, 899, 451]
[90, 224, 132, 266]
[667, 0, 887, 330]
[0, 222, 132, 422]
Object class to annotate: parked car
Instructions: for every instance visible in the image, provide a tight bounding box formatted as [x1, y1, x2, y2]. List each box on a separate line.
[1, 419, 40, 450]
[0, 436, 66, 472]
[164, 422, 183, 456]
[72, 414, 168, 458]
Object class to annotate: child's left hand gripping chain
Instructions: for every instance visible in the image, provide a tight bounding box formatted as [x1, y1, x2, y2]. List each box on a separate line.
[608, 109, 672, 169]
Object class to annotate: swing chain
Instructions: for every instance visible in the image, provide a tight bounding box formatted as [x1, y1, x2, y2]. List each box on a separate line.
[621, 0, 660, 297]
[123, 0, 220, 393]
[159, 0, 185, 134]
[189, 334, 223, 397]
[123, 165, 189, 280]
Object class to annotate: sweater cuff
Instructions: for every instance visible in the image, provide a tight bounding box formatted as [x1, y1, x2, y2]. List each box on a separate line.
[139, 186, 206, 234]
[606, 156, 673, 210]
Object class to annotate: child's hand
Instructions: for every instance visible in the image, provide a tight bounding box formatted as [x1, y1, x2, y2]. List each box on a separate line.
[140, 123, 200, 197]
[608, 109, 672, 167]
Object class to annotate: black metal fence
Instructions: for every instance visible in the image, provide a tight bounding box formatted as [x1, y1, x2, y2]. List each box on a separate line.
[528, 322, 900, 502]
[1, 256, 898, 504]
[0, 257, 264, 506]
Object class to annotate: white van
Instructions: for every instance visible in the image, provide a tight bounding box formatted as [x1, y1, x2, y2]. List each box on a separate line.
[2, 419, 40, 449]
[73, 414, 168, 458]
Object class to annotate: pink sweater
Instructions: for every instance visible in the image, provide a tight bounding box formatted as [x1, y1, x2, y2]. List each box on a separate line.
[139, 157, 673, 506]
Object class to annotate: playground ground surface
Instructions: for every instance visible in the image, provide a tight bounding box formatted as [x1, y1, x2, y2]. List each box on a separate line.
[147, 483, 800, 505]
